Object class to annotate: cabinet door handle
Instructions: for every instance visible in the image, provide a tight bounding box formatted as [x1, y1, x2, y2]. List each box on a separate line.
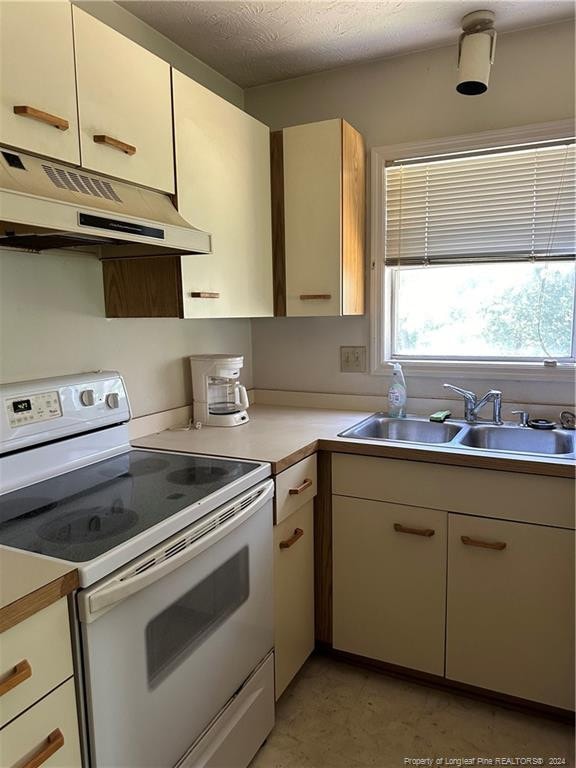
[21, 729, 64, 768]
[393, 523, 435, 537]
[189, 292, 220, 299]
[0, 659, 32, 696]
[13, 106, 69, 131]
[299, 294, 332, 301]
[93, 134, 136, 155]
[279, 527, 304, 549]
[461, 535, 507, 551]
[288, 478, 313, 495]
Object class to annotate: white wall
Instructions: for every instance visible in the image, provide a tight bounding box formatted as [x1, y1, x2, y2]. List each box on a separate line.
[245, 22, 576, 407]
[0, 250, 252, 417]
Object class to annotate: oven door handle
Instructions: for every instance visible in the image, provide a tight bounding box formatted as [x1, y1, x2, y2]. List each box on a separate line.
[80, 480, 274, 623]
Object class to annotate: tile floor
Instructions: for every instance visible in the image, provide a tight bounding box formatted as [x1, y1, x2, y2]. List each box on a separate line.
[252, 655, 575, 768]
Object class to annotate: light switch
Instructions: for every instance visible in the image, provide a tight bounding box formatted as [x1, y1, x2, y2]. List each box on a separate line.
[340, 346, 367, 373]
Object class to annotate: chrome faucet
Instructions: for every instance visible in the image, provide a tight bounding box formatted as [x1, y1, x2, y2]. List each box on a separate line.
[443, 384, 503, 425]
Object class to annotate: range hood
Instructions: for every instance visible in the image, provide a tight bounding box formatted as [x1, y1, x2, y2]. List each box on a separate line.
[0, 149, 212, 258]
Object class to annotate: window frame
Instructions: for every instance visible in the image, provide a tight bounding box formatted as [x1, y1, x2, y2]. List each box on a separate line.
[370, 120, 576, 381]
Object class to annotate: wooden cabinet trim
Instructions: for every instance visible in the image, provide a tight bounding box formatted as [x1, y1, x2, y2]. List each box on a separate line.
[341, 121, 365, 315]
[270, 130, 287, 316]
[103, 256, 183, 318]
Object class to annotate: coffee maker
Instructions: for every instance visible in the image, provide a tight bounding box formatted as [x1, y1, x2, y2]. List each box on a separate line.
[189, 355, 249, 427]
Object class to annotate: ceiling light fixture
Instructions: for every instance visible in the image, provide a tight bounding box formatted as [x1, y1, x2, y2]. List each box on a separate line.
[457, 10, 497, 96]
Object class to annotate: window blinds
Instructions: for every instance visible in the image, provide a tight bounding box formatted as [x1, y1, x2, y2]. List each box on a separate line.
[385, 142, 575, 266]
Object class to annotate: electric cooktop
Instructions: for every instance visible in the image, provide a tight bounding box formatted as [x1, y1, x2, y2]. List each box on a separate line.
[0, 450, 260, 563]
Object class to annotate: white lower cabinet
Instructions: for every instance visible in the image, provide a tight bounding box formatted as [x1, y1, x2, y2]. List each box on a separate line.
[274, 500, 315, 698]
[333, 496, 447, 676]
[331, 454, 575, 710]
[0, 679, 81, 768]
[446, 513, 575, 710]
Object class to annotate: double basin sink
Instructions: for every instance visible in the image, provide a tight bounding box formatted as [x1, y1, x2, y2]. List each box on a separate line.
[339, 414, 575, 459]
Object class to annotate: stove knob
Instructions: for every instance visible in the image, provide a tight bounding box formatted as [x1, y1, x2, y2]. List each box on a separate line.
[106, 393, 120, 409]
[80, 389, 95, 407]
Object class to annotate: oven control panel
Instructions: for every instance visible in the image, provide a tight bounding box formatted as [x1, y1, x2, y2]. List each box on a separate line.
[5, 391, 62, 428]
[0, 371, 131, 454]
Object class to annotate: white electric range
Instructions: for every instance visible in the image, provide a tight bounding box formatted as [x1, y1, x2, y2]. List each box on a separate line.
[0, 371, 275, 768]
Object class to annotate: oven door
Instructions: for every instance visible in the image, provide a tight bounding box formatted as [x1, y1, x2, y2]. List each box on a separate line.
[77, 480, 274, 768]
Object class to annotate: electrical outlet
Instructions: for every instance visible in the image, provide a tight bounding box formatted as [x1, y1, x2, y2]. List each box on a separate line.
[340, 346, 367, 373]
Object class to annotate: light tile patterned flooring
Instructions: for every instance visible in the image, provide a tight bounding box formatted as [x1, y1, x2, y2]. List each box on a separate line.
[252, 655, 575, 768]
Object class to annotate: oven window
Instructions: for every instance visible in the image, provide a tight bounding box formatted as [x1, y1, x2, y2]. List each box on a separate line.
[146, 547, 250, 689]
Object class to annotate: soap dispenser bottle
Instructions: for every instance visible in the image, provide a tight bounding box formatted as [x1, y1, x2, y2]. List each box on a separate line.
[388, 363, 407, 418]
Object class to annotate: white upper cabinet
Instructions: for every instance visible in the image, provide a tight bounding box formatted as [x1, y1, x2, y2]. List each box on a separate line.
[173, 70, 273, 318]
[0, 1, 80, 164]
[73, 7, 175, 193]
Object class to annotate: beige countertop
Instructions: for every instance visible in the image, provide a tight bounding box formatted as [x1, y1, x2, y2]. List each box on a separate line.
[133, 405, 575, 478]
[133, 405, 371, 473]
[0, 548, 78, 633]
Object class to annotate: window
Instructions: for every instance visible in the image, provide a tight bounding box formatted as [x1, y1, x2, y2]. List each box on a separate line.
[371, 123, 576, 374]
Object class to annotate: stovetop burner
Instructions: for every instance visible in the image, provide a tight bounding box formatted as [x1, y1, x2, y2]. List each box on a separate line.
[0, 449, 260, 563]
[167, 465, 229, 486]
[38, 502, 139, 544]
[99, 456, 170, 479]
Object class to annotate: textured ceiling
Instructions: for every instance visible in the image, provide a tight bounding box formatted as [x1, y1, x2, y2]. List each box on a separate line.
[119, 1, 575, 88]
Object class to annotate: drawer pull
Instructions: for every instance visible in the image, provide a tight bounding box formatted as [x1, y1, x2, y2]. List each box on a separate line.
[13, 105, 69, 131]
[279, 527, 304, 549]
[299, 294, 332, 301]
[189, 292, 220, 299]
[22, 729, 64, 768]
[0, 659, 32, 696]
[288, 478, 313, 495]
[393, 523, 435, 538]
[93, 134, 136, 155]
[461, 535, 507, 551]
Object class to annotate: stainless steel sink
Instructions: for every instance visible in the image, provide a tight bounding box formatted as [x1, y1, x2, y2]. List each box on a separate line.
[338, 413, 575, 459]
[339, 415, 463, 444]
[457, 425, 575, 456]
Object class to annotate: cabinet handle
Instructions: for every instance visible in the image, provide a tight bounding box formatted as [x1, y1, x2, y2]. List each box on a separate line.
[13, 106, 69, 131]
[21, 729, 64, 768]
[299, 294, 332, 301]
[393, 523, 435, 537]
[0, 659, 32, 696]
[288, 478, 313, 495]
[93, 134, 136, 156]
[279, 527, 304, 549]
[461, 535, 507, 551]
[189, 292, 220, 299]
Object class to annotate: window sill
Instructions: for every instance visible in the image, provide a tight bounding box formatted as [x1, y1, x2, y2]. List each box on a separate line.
[373, 360, 576, 382]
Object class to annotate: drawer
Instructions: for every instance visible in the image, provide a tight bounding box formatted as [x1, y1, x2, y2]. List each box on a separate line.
[275, 454, 317, 525]
[0, 679, 81, 768]
[332, 454, 575, 529]
[274, 500, 315, 698]
[0, 599, 73, 728]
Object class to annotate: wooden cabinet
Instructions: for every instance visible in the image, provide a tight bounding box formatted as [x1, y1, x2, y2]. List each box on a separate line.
[174, 70, 273, 319]
[0, 599, 73, 728]
[274, 500, 315, 699]
[0, 597, 81, 768]
[0, 1, 80, 164]
[0, 679, 81, 768]
[446, 514, 575, 710]
[331, 454, 575, 710]
[102, 70, 274, 319]
[271, 119, 365, 317]
[73, 6, 174, 193]
[333, 496, 447, 675]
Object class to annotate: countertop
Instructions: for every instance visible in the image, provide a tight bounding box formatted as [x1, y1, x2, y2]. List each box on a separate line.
[0, 548, 79, 633]
[133, 405, 575, 478]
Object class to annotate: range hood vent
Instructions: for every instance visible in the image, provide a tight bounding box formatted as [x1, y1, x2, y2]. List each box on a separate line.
[0, 149, 212, 258]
